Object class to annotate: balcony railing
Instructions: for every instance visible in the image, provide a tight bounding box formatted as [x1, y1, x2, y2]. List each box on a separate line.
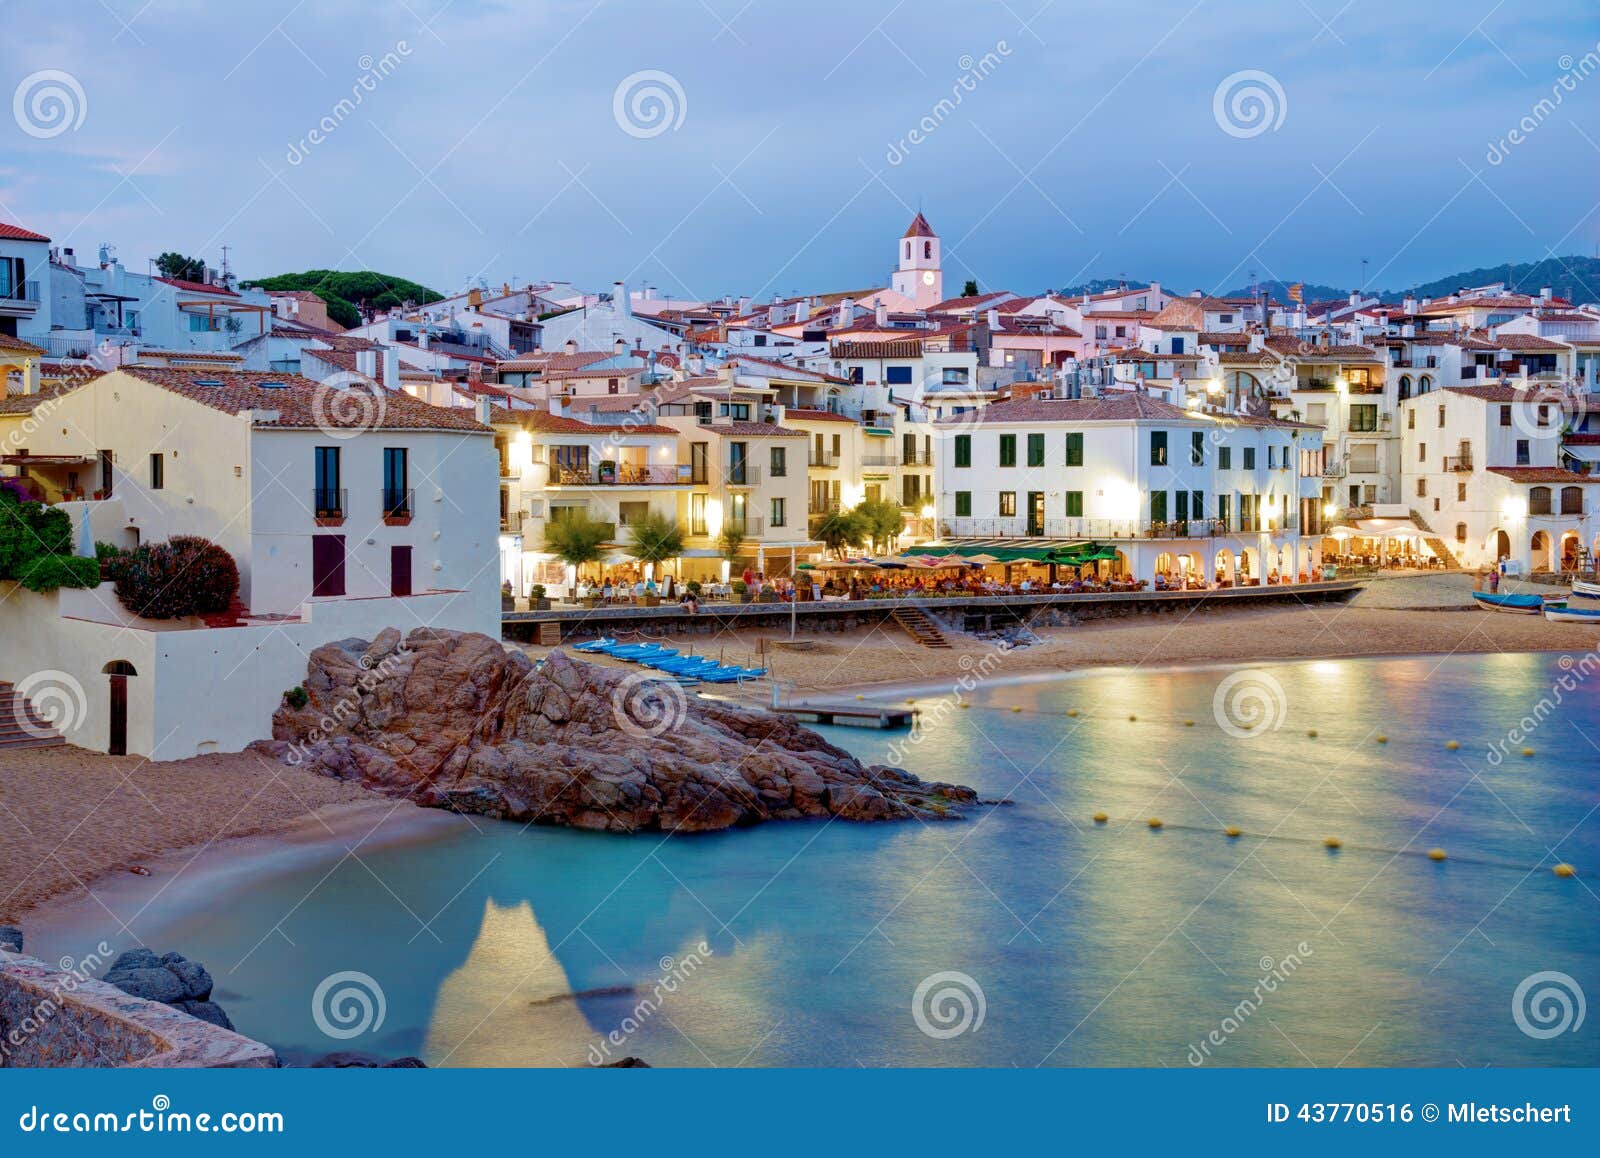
[0, 281, 41, 309]
[722, 516, 764, 537]
[501, 511, 524, 534]
[382, 487, 413, 522]
[937, 515, 1302, 540]
[860, 453, 897, 467]
[807, 451, 838, 469]
[549, 463, 683, 486]
[900, 450, 933, 466]
[725, 462, 761, 486]
[1444, 455, 1474, 472]
[1322, 462, 1346, 478]
[313, 488, 346, 521]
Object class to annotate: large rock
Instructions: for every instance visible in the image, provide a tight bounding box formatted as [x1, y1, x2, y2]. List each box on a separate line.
[104, 949, 233, 1030]
[251, 629, 980, 834]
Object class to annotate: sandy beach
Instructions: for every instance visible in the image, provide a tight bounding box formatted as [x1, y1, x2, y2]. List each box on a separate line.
[5, 574, 1592, 923]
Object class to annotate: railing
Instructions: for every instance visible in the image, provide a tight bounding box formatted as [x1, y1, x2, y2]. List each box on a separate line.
[861, 453, 897, 467]
[1322, 462, 1346, 478]
[501, 511, 524, 534]
[313, 488, 346, 520]
[0, 281, 41, 308]
[725, 462, 761, 486]
[549, 463, 683, 486]
[900, 449, 933, 466]
[382, 487, 413, 520]
[936, 515, 1307, 540]
[810, 501, 842, 515]
[807, 451, 838, 469]
[722, 516, 764, 537]
[1444, 455, 1474, 472]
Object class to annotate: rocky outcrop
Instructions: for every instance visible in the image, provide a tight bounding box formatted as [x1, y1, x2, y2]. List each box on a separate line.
[250, 628, 979, 833]
[103, 949, 234, 1031]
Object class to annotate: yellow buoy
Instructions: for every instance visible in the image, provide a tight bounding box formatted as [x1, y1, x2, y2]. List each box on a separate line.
[855, 694, 864, 701]
[1183, 719, 1195, 727]
[1128, 714, 1138, 722]
[906, 698, 917, 705]
[1445, 740, 1459, 750]
[1147, 817, 1163, 829]
[1428, 848, 1447, 861]
[1553, 863, 1576, 878]
[1324, 837, 1342, 849]
[959, 702, 970, 709]
[1092, 811, 1108, 824]
[1224, 826, 1242, 838]
[1066, 708, 1079, 717]
[1011, 705, 1023, 713]
[1376, 734, 1389, 744]
[1307, 729, 1318, 738]
[1521, 747, 1535, 757]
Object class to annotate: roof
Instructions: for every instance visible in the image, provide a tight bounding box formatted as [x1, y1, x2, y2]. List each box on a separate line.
[830, 339, 925, 359]
[155, 276, 238, 298]
[488, 406, 676, 435]
[1261, 336, 1380, 361]
[702, 421, 805, 437]
[936, 394, 1197, 426]
[927, 291, 1012, 314]
[1446, 384, 1576, 403]
[1487, 468, 1600, 484]
[0, 382, 81, 415]
[114, 368, 492, 433]
[0, 333, 46, 355]
[266, 289, 325, 303]
[784, 407, 856, 423]
[497, 350, 616, 372]
[1483, 333, 1568, 351]
[0, 222, 50, 243]
[903, 212, 936, 238]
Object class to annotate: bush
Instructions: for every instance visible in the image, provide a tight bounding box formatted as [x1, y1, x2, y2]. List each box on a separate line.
[96, 541, 129, 582]
[284, 685, 309, 710]
[18, 554, 101, 593]
[0, 487, 73, 581]
[112, 536, 240, 620]
[731, 580, 748, 595]
[686, 580, 702, 594]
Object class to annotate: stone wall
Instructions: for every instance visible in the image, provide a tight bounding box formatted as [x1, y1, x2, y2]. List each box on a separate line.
[0, 950, 275, 1068]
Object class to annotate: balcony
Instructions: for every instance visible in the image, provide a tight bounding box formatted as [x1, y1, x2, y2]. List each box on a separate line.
[900, 450, 933, 466]
[1322, 462, 1346, 478]
[313, 488, 346, 525]
[1444, 455, 1474, 472]
[548, 463, 684, 486]
[807, 451, 838, 469]
[937, 517, 1261, 540]
[725, 462, 761, 487]
[860, 453, 897, 467]
[501, 511, 524, 534]
[721, 515, 764, 537]
[0, 280, 41, 315]
[382, 487, 413, 525]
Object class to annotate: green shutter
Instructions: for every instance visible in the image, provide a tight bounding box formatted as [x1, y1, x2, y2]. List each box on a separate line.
[954, 434, 971, 467]
[1065, 432, 1083, 466]
[1027, 432, 1045, 467]
[999, 433, 1016, 467]
[955, 491, 971, 517]
[1065, 491, 1083, 517]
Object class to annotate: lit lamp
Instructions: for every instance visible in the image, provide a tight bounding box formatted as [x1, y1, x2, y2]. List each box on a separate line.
[1323, 502, 1338, 518]
[1502, 496, 1528, 520]
[1207, 378, 1223, 394]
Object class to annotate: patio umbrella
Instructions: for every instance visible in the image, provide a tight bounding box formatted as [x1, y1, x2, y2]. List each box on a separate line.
[962, 553, 1002, 566]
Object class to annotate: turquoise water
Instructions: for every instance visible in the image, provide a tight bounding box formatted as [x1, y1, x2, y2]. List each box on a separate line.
[88, 655, 1600, 1066]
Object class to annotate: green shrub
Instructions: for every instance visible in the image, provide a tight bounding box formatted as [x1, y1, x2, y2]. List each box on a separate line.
[112, 536, 240, 620]
[18, 554, 101, 593]
[0, 488, 73, 581]
[284, 685, 309, 711]
[96, 541, 129, 582]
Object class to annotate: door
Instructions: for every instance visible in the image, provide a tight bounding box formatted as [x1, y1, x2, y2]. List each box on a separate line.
[1027, 491, 1045, 536]
[312, 534, 346, 596]
[390, 545, 413, 597]
[108, 675, 127, 756]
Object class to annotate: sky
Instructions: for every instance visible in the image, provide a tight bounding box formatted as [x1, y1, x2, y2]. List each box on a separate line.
[3, 0, 1599, 303]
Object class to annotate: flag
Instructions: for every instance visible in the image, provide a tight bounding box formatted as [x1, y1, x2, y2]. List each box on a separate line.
[1288, 283, 1304, 303]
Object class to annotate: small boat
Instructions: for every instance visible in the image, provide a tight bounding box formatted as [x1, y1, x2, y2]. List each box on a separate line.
[1543, 601, 1600, 623]
[1570, 578, 1600, 598]
[1471, 591, 1546, 614]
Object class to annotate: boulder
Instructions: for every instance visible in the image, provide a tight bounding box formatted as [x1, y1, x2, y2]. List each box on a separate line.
[252, 630, 981, 834]
[104, 949, 234, 1030]
[0, 924, 21, 953]
[174, 1000, 234, 1031]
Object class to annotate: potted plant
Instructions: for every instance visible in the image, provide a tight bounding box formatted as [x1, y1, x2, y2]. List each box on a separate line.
[732, 579, 750, 603]
[597, 459, 618, 485]
[530, 583, 550, 611]
[501, 581, 515, 611]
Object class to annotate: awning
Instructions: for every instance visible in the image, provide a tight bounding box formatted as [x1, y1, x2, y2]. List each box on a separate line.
[1353, 518, 1425, 541]
[1, 454, 96, 466]
[903, 541, 1094, 563]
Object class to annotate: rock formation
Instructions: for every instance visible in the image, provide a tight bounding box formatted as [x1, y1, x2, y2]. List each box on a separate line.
[251, 628, 979, 833]
[102, 948, 234, 1030]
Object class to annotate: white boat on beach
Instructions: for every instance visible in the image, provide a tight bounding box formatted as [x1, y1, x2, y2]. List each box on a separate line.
[1544, 601, 1600, 623]
[1571, 578, 1600, 598]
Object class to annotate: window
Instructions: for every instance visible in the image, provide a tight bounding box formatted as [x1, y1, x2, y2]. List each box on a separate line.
[728, 442, 749, 484]
[607, 377, 619, 394]
[1191, 431, 1204, 465]
[1561, 486, 1584, 515]
[383, 448, 409, 517]
[955, 491, 972, 517]
[1350, 443, 1379, 473]
[1175, 491, 1189, 521]
[691, 493, 707, 535]
[1191, 491, 1204, 519]
[1064, 490, 1083, 517]
[1150, 431, 1168, 466]
[1219, 446, 1231, 470]
[1516, 439, 1530, 466]
[999, 434, 1017, 467]
[1349, 404, 1378, 432]
[1417, 478, 1427, 498]
[1499, 405, 1512, 427]
[1407, 409, 1415, 430]
[1242, 447, 1256, 470]
[885, 366, 913, 385]
[1095, 325, 1108, 340]
[314, 446, 341, 516]
[1458, 481, 1467, 502]
[99, 450, 114, 499]
[1438, 405, 1446, 427]
[1150, 490, 1167, 523]
[770, 446, 787, 478]
[1419, 442, 1426, 463]
[771, 497, 786, 528]
[149, 453, 164, 490]
[1065, 432, 1083, 466]
[998, 492, 1016, 517]
[1027, 432, 1045, 467]
[1171, 337, 1185, 354]
[690, 443, 708, 484]
[1267, 446, 1276, 469]
[1219, 494, 1231, 527]
[954, 434, 971, 468]
[1306, 403, 1327, 424]
[1530, 486, 1552, 515]
[1456, 522, 1468, 542]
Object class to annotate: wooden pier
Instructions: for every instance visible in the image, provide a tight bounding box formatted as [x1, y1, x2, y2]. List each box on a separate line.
[770, 703, 918, 729]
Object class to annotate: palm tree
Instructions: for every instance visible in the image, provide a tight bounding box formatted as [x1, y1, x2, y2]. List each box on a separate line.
[854, 498, 906, 555]
[543, 511, 611, 596]
[625, 511, 685, 579]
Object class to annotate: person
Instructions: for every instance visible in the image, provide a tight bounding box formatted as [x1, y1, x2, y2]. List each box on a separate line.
[1488, 568, 1500, 594]
[741, 565, 755, 589]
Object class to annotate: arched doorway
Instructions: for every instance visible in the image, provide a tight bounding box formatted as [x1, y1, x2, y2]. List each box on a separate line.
[1489, 529, 1511, 565]
[1560, 531, 1580, 572]
[102, 661, 137, 756]
[1531, 531, 1552, 573]
[1214, 548, 1236, 586]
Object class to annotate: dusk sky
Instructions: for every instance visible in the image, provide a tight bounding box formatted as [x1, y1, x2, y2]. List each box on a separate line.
[5, 0, 1598, 301]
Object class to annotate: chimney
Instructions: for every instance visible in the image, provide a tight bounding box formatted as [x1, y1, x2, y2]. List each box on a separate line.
[356, 349, 378, 379]
[1540, 286, 1553, 301]
[738, 296, 750, 315]
[1403, 295, 1417, 314]
[548, 394, 567, 418]
[565, 338, 577, 355]
[794, 300, 809, 323]
[475, 396, 493, 425]
[614, 337, 626, 356]
[987, 308, 1001, 329]
[875, 298, 888, 327]
[419, 330, 431, 350]
[22, 360, 41, 396]
[468, 360, 483, 383]
[1348, 290, 1360, 306]
[467, 287, 483, 309]
[613, 281, 630, 318]
[382, 345, 400, 391]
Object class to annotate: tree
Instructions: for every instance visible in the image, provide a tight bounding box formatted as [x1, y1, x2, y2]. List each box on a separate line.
[0, 484, 80, 590]
[543, 511, 612, 592]
[813, 508, 866, 558]
[717, 523, 745, 562]
[852, 498, 906, 555]
[962, 279, 979, 298]
[624, 511, 685, 574]
[155, 252, 207, 282]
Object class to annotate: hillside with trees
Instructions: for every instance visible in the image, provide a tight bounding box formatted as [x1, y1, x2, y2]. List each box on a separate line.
[242, 270, 444, 329]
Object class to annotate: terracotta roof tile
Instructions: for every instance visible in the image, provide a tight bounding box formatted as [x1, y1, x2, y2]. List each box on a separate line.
[0, 222, 50, 242]
[937, 393, 1197, 426]
[1487, 467, 1600, 483]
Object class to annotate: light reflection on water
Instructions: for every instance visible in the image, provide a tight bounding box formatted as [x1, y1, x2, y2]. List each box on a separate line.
[95, 654, 1600, 1066]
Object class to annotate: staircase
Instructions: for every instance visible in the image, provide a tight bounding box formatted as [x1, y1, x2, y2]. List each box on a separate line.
[1409, 509, 1462, 570]
[891, 606, 951, 649]
[0, 682, 67, 751]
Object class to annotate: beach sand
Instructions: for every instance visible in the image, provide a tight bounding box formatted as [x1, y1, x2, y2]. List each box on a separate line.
[6, 574, 1590, 922]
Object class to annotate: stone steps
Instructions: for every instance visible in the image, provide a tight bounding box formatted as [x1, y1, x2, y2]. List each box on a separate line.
[0, 684, 66, 750]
